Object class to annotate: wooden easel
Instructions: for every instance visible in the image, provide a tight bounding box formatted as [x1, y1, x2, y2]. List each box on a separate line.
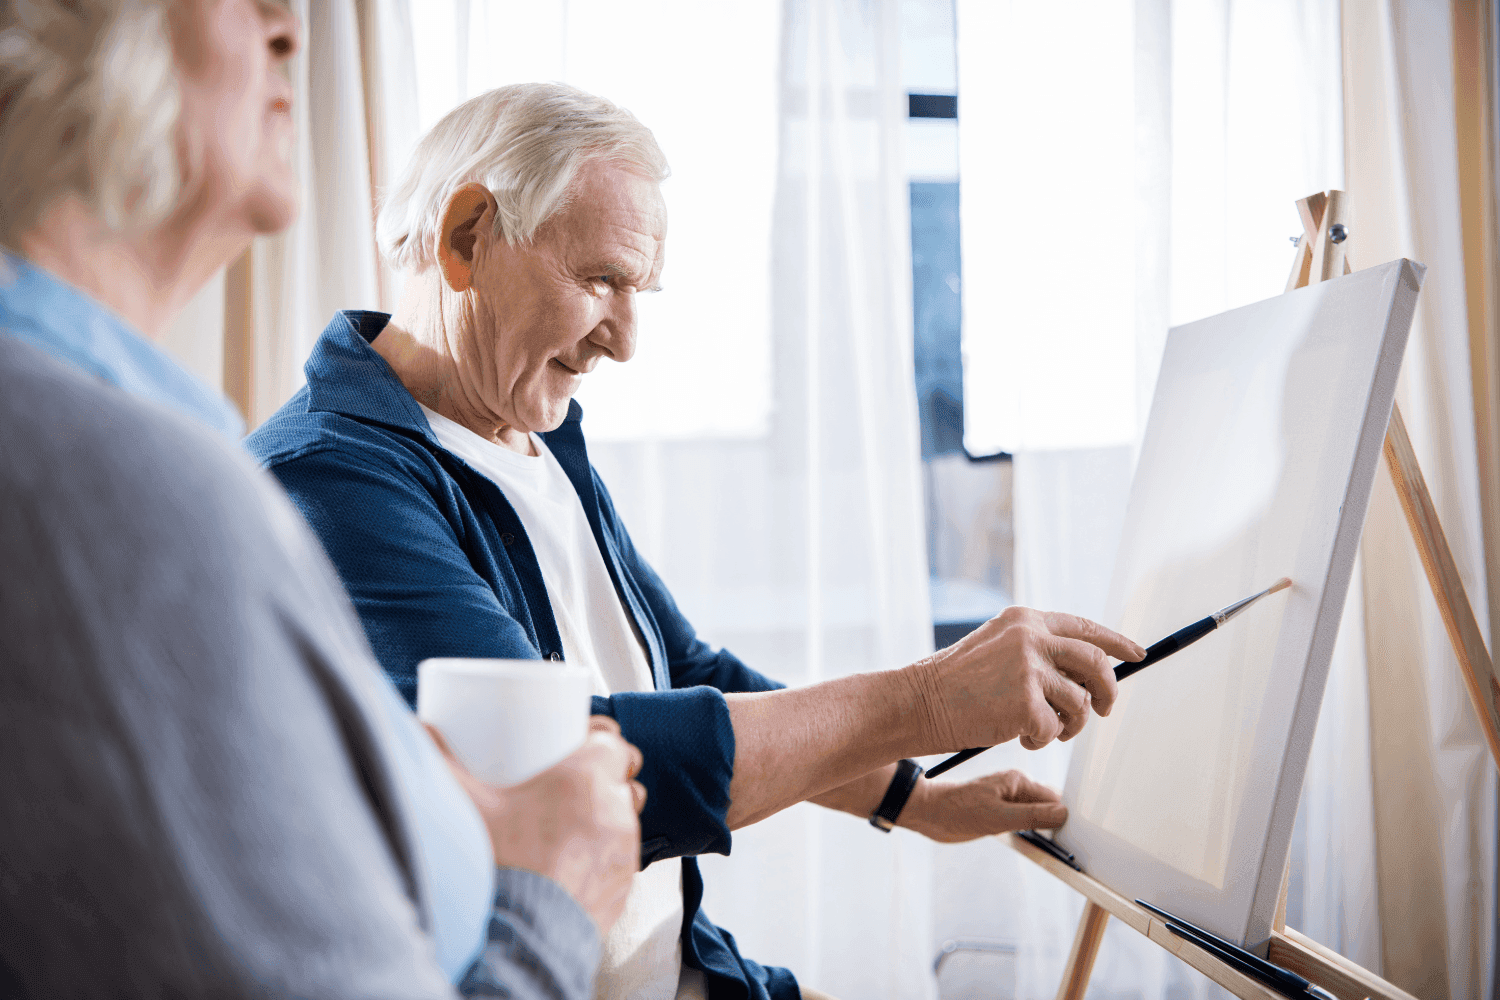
[1016, 190, 1500, 1000]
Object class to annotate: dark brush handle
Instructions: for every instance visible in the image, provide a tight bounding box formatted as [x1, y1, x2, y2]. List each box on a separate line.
[1112, 615, 1216, 680]
[925, 616, 1219, 778]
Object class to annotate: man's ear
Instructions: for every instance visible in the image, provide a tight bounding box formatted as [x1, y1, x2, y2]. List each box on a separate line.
[436, 183, 498, 294]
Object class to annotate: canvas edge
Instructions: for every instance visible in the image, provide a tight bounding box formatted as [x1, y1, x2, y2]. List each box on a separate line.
[1240, 258, 1425, 953]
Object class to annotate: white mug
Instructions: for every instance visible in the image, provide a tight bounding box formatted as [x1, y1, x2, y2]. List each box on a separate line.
[416, 657, 594, 786]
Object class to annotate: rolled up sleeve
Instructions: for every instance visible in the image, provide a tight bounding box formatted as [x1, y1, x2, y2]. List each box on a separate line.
[591, 687, 736, 865]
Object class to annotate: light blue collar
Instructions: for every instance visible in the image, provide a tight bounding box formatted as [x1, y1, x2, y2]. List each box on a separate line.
[0, 253, 244, 440]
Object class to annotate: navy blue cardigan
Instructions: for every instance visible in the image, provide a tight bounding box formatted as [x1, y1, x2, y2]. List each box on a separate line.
[247, 312, 797, 1000]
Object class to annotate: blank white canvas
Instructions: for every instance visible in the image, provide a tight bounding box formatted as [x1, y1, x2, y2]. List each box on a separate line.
[1056, 259, 1423, 951]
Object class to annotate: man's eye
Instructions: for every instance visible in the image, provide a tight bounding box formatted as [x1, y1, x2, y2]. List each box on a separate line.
[590, 275, 644, 296]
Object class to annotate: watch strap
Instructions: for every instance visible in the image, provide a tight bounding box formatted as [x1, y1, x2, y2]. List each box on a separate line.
[869, 758, 924, 832]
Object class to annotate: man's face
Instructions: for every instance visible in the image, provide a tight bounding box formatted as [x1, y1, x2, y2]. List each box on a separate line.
[170, 0, 300, 235]
[462, 161, 667, 436]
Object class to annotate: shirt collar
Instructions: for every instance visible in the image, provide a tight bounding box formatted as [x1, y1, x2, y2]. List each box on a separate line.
[0, 253, 245, 439]
[303, 310, 583, 440]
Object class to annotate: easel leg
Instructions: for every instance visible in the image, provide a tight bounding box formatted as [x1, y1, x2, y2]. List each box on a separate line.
[1273, 855, 1290, 933]
[1056, 901, 1110, 1000]
[1382, 403, 1500, 762]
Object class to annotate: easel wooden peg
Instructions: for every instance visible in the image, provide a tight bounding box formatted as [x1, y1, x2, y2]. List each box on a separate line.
[1029, 188, 1498, 1000]
[1285, 190, 1353, 292]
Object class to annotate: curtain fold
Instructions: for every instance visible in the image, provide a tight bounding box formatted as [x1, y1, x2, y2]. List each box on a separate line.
[951, 0, 1500, 997]
[1344, 2, 1497, 996]
[606, 2, 937, 995]
[239, 0, 381, 427]
[354, 0, 420, 312]
[1450, 0, 1500, 684]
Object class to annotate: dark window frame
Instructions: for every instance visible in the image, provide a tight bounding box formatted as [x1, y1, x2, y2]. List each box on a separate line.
[907, 91, 1012, 463]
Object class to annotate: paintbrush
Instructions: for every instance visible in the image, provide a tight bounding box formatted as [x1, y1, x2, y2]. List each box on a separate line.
[923, 577, 1293, 779]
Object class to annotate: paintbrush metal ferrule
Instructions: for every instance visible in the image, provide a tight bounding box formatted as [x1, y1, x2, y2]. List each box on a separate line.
[1209, 576, 1292, 628]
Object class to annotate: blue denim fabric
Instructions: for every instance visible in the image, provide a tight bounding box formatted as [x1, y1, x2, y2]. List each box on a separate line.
[248, 310, 800, 1000]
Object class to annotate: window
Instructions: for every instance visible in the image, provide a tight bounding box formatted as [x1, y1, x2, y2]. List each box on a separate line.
[903, 0, 1014, 642]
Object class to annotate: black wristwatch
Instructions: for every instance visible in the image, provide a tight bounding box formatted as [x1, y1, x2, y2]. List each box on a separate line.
[869, 758, 924, 832]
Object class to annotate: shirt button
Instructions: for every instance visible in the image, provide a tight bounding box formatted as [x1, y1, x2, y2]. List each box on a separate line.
[500, 532, 515, 546]
[548, 652, 562, 662]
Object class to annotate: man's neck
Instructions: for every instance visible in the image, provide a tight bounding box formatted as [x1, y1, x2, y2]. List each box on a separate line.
[376, 274, 536, 456]
[18, 195, 249, 340]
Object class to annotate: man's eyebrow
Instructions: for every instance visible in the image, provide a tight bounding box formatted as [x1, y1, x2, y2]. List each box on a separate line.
[591, 260, 654, 285]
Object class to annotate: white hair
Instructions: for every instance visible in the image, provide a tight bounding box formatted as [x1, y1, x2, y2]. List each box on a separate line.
[377, 82, 669, 273]
[0, 0, 181, 247]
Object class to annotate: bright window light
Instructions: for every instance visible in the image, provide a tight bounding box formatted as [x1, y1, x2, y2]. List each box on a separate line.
[954, 0, 1342, 456]
[1169, 1, 1344, 328]
[956, 0, 1137, 455]
[410, 1, 461, 135]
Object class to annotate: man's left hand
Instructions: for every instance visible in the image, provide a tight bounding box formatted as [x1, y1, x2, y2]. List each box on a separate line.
[898, 770, 1066, 844]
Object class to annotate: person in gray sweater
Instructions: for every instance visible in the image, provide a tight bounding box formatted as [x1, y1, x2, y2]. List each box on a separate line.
[0, 1, 643, 996]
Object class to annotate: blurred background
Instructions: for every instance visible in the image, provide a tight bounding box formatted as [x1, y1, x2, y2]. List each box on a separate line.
[160, 1, 1499, 997]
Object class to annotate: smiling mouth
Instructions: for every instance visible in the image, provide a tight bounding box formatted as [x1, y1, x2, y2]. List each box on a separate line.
[551, 359, 583, 376]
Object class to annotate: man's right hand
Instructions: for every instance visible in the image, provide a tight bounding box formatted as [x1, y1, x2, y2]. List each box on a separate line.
[911, 606, 1146, 752]
[424, 716, 646, 933]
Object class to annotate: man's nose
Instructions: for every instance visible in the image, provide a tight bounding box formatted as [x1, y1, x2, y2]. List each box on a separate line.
[595, 292, 638, 363]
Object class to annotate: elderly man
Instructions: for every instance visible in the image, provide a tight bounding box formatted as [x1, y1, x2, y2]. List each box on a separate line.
[249, 83, 1143, 1000]
[0, 4, 643, 998]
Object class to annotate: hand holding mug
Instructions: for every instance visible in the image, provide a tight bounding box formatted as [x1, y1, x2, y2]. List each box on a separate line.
[425, 717, 646, 932]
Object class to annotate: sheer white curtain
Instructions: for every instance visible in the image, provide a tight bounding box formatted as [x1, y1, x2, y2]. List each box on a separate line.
[388, 1, 937, 995]
[247, 0, 381, 421]
[603, 3, 936, 994]
[953, 1, 1390, 998]
[1344, 1, 1496, 994]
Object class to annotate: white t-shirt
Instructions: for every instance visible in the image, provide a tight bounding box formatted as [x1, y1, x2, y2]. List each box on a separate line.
[421, 406, 708, 1000]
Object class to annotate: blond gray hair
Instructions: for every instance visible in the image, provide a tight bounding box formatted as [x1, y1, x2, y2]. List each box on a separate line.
[0, 0, 181, 247]
[377, 82, 669, 272]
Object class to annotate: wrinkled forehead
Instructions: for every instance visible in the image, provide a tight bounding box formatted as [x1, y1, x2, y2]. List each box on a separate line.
[546, 162, 667, 281]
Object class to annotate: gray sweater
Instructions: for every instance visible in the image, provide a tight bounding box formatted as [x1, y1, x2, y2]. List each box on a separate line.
[0, 337, 599, 998]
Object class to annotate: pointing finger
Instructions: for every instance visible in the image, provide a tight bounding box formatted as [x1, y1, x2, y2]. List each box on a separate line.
[1041, 611, 1146, 662]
